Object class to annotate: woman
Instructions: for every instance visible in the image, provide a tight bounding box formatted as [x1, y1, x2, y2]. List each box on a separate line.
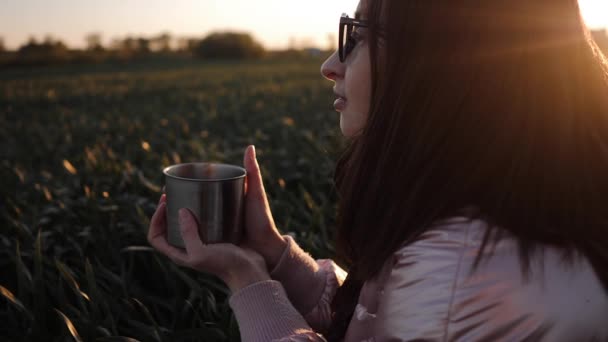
[148, 0, 608, 340]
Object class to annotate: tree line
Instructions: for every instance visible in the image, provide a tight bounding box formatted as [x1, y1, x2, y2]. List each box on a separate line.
[0, 31, 323, 68]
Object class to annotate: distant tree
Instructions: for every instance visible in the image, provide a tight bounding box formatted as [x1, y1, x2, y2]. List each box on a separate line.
[122, 36, 137, 52]
[192, 31, 265, 60]
[177, 37, 199, 52]
[42, 35, 59, 46]
[151, 32, 172, 52]
[85, 32, 104, 51]
[106, 35, 154, 61]
[136, 38, 150, 54]
[116, 36, 150, 54]
[17, 35, 70, 65]
[299, 37, 316, 49]
[0, 37, 5, 52]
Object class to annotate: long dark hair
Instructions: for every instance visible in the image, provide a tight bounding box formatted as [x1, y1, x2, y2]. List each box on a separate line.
[325, 0, 608, 340]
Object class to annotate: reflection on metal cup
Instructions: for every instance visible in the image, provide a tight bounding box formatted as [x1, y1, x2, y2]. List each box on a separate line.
[163, 162, 245, 247]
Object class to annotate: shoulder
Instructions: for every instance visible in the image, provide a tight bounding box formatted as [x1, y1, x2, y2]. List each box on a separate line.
[372, 214, 608, 341]
[385, 213, 486, 286]
[367, 215, 485, 339]
[393, 214, 483, 262]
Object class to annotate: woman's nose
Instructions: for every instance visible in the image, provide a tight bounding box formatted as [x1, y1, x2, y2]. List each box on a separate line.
[321, 51, 344, 81]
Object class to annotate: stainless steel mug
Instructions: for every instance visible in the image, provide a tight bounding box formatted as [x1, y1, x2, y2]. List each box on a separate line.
[163, 162, 246, 247]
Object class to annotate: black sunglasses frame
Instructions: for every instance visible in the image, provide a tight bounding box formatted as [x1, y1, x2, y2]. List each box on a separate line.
[339, 13, 369, 63]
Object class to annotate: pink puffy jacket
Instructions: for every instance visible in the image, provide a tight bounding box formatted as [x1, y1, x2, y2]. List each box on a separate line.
[229, 215, 608, 341]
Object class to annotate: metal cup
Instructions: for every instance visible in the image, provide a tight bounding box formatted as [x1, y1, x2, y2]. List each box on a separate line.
[163, 162, 246, 247]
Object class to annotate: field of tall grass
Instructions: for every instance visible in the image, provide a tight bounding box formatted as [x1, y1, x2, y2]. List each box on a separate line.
[0, 58, 345, 341]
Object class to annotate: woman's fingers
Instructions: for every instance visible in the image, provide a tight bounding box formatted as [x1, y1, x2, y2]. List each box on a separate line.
[243, 145, 268, 204]
[177, 208, 242, 280]
[147, 201, 189, 265]
[178, 208, 206, 257]
[147, 201, 167, 242]
[147, 198, 269, 287]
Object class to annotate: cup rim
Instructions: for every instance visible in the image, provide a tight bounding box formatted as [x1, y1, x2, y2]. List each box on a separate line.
[163, 162, 246, 182]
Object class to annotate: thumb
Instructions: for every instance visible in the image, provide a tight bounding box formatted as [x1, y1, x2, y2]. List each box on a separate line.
[243, 145, 268, 203]
[178, 208, 205, 252]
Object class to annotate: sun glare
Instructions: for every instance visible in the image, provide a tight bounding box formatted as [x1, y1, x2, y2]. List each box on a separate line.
[579, 0, 608, 29]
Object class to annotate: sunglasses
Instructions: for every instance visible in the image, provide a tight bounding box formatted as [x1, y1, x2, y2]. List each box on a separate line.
[339, 13, 369, 63]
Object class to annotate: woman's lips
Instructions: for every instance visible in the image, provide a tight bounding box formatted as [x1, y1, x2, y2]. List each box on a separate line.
[334, 97, 347, 111]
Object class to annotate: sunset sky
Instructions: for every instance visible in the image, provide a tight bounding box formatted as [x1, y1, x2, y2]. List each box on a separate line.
[0, 0, 605, 50]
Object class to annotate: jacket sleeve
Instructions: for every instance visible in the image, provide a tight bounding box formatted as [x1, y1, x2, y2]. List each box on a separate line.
[228, 280, 330, 342]
[269, 235, 347, 331]
[228, 234, 347, 341]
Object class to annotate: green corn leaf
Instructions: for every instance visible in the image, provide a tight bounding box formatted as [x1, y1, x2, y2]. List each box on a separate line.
[228, 312, 240, 342]
[0, 284, 34, 321]
[122, 319, 166, 342]
[33, 229, 48, 333]
[55, 258, 89, 312]
[55, 308, 84, 342]
[85, 258, 102, 322]
[135, 203, 150, 228]
[33, 230, 43, 279]
[130, 297, 162, 342]
[167, 263, 202, 293]
[96, 326, 112, 337]
[96, 337, 142, 342]
[15, 241, 32, 302]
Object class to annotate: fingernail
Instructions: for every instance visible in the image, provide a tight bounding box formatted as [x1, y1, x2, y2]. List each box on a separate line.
[251, 145, 256, 159]
[158, 194, 166, 205]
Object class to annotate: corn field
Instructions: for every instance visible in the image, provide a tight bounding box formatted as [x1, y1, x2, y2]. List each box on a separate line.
[0, 58, 344, 341]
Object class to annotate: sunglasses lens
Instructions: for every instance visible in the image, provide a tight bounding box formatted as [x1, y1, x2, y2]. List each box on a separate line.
[339, 23, 352, 62]
[339, 23, 346, 61]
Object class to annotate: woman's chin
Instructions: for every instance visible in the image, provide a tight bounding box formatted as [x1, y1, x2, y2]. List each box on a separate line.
[340, 117, 358, 138]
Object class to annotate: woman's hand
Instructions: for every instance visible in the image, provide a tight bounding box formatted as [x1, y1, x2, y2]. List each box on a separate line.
[240, 145, 288, 271]
[147, 195, 271, 293]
